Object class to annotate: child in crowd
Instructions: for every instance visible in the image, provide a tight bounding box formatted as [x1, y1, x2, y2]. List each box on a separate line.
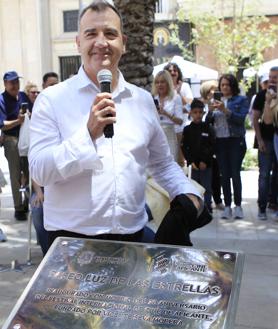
[181, 99, 215, 213]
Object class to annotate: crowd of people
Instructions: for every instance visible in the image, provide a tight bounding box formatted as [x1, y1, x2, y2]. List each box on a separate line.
[152, 65, 278, 222]
[0, 71, 58, 247]
[0, 0, 278, 254]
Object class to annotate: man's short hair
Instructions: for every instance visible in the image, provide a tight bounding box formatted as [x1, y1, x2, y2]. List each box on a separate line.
[79, 0, 123, 33]
[43, 72, 59, 84]
[190, 98, 205, 111]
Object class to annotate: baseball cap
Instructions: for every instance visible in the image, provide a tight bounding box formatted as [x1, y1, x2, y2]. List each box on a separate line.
[259, 73, 269, 84]
[3, 71, 22, 81]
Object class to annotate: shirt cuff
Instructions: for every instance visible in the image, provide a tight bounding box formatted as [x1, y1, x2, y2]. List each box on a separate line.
[54, 127, 103, 179]
[70, 128, 103, 171]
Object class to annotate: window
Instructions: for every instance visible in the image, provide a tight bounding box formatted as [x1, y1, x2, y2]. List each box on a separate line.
[155, 0, 163, 13]
[59, 56, 81, 81]
[63, 10, 78, 32]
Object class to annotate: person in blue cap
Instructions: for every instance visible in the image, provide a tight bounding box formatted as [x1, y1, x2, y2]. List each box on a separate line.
[0, 71, 30, 220]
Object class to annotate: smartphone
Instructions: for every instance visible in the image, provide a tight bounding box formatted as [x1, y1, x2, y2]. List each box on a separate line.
[153, 98, 160, 111]
[213, 91, 223, 102]
[20, 102, 29, 114]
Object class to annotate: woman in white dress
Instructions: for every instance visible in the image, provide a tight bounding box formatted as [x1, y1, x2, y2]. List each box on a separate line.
[152, 70, 183, 162]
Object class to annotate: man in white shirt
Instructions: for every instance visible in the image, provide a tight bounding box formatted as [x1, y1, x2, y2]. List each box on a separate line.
[29, 0, 202, 248]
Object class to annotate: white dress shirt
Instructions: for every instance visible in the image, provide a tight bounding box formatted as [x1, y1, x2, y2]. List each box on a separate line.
[29, 66, 202, 235]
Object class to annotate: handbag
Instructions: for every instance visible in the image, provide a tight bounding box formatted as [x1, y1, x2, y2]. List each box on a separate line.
[18, 114, 30, 156]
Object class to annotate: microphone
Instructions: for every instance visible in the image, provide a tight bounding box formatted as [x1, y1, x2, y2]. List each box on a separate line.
[97, 69, 114, 138]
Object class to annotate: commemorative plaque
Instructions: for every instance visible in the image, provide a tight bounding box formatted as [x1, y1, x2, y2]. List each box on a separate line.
[3, 238, 244, 329]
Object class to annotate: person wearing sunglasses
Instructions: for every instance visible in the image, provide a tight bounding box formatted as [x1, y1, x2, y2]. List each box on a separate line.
[24, 82, 40, 112]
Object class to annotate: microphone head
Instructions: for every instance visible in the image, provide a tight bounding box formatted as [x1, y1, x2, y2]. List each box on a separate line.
[97, 69, 112, 84]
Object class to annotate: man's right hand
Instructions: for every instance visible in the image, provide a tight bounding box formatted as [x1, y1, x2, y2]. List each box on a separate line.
[87, 92, 116, 141]
[17, 113, 25, 125]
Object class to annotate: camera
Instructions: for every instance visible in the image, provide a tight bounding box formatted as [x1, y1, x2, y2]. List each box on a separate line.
[213, 91, 223, 102]
[20, 102, 29, 114]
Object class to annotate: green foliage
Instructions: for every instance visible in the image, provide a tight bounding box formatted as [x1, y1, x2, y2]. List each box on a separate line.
[245, 116, 252, 130]
[169, 23, 195, 61]
[242, 148, 258, 170]
[172, 0, 278, 90]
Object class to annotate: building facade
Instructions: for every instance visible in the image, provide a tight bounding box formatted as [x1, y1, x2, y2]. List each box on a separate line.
[0, 0, 277, 90]
[0, 0, 91, 90]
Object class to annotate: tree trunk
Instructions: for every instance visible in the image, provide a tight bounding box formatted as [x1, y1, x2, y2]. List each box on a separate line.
[114, 0, 156, 91]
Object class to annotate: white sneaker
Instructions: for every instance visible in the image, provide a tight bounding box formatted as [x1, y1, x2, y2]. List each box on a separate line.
[234, 206, 244, 219]
[221, 206, 232, 219]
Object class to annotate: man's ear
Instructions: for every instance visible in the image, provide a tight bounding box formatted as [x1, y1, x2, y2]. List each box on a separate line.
[122, 34, 127, 54]
[76, 35, 81, 53]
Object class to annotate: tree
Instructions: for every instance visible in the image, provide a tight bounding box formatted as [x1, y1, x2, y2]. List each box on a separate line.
[172, 0, 278, 86]
[114, 0, 156, 91]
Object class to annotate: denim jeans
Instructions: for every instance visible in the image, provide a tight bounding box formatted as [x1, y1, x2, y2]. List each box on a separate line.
[31, 193, 48, 255]
[274, 133, 278, 161]
[258, 139, 277, 211]
[215, 137, 246, 207]
[269, 160, 278, 206]
[192, 167, 212, 210]
[211, 157, 222, 205]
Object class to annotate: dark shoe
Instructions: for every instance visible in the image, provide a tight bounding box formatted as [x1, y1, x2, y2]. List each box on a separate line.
[23, 199, 29, 213]
[14, 210, 27, 221]
[257, 210, 267, 220]
[268, 203, 278, 211]
[215, 203, 225, 210]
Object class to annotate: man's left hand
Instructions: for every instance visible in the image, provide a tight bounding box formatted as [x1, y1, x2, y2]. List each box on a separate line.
[186, 193, 201, 211]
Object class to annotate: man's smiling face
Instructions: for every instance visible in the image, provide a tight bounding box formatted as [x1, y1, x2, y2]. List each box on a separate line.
[76, 7, 126, 84]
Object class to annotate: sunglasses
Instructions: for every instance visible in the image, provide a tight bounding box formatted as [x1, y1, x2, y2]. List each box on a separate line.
[30, 91, 40, 95]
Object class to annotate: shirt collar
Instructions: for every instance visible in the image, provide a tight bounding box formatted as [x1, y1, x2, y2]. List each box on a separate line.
[3, 90, 18, 101]
[76, 65, 130, 98]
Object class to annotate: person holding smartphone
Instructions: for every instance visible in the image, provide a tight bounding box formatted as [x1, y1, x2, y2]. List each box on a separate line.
[0, 71, 30, 220]
[152, 70, 183, 162]
[206, 74, 249, 219]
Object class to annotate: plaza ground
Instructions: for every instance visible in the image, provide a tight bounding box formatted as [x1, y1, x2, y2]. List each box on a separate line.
[1, 131, 278, 329]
